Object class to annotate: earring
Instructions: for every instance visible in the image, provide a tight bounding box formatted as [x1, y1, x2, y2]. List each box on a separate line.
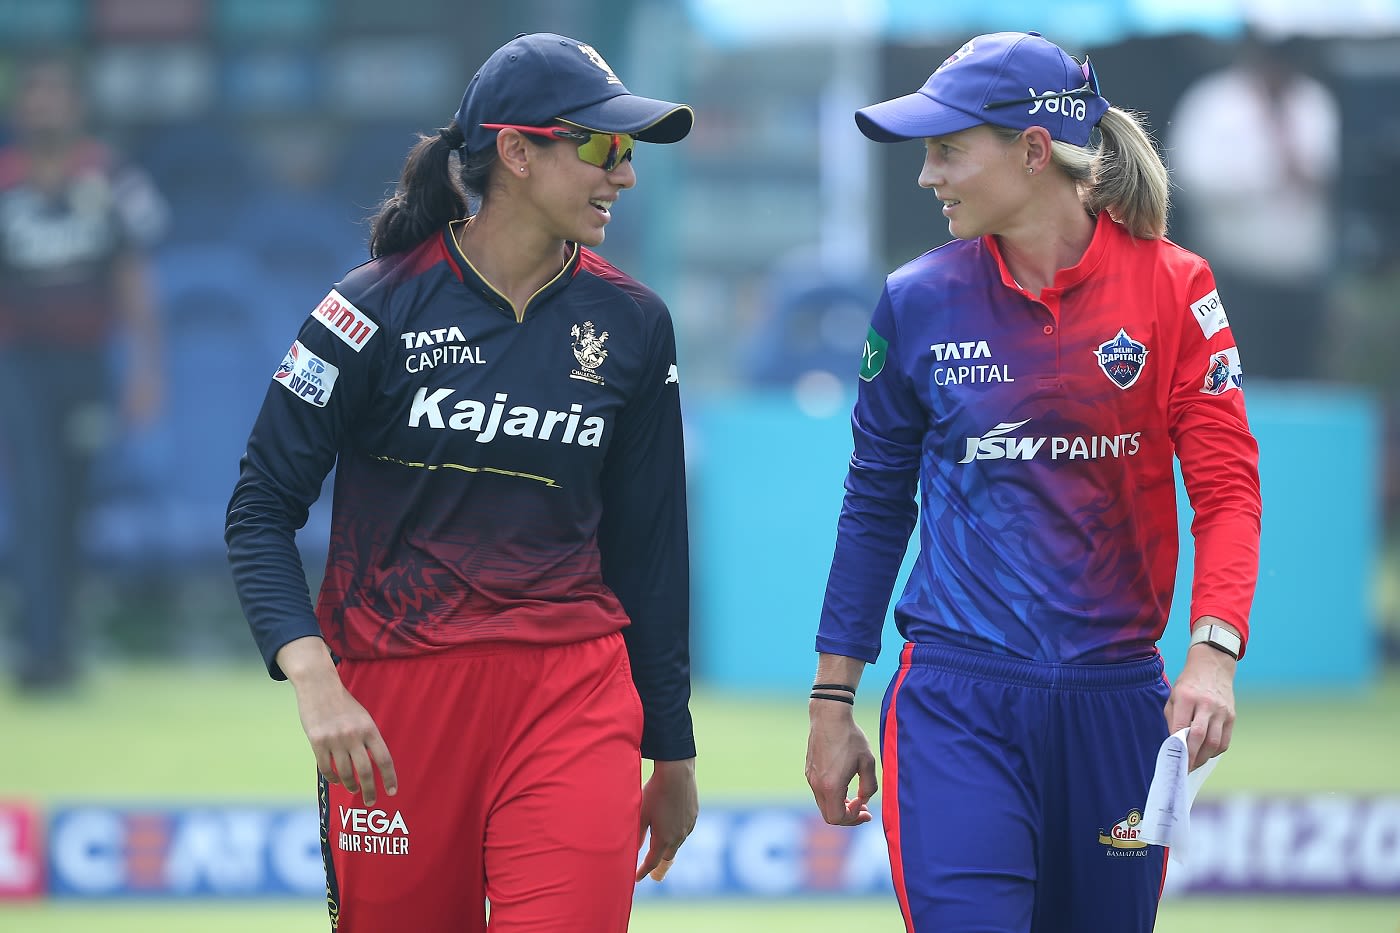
[1026, 167, 1034, 174]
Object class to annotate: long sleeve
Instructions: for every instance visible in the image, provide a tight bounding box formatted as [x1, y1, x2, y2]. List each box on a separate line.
[1168, 269, 1262, 651]
[816, 287, 923, 663]
[597, 300, 693, 760]
[225, 288, 380, 678]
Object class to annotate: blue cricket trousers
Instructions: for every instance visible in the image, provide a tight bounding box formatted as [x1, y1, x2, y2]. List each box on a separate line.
[880, 642, 1171, 933]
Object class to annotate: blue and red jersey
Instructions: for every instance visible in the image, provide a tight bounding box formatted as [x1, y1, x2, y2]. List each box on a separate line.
[226, 224, 693, 760]
[817, 215, 1261, 665]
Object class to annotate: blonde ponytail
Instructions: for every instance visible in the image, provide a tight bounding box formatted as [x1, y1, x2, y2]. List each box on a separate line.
[1078, 107, 1170, 239]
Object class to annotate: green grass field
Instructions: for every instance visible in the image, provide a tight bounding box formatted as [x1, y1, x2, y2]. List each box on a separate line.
[2, 663, 1398, 932]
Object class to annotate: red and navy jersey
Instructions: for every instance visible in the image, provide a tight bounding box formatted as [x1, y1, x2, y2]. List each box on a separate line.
[817, 215, 1261, 665]
[0, 140, 167, 347]
[226, 224, 693, 759]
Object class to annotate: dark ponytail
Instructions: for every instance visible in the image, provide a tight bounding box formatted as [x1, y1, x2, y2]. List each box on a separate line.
[368, 122, 472, 258]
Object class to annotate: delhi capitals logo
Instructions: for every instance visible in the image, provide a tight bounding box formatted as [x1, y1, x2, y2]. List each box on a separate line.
[570, 321, 610, 385]
[938, 40, 976, 72]
[1095, 328, 1149, 389]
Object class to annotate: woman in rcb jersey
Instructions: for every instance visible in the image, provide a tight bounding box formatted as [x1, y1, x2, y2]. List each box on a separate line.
[226, 33, 696, 932]
[804, 31, 1261, 933]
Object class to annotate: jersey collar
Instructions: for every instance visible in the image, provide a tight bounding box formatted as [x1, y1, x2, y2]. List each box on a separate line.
[442, 221, 582, 321]
[985, 211, 1117, 297]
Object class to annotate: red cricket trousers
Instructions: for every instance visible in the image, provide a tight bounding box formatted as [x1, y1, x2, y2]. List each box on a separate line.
[321, 632, 644, 932]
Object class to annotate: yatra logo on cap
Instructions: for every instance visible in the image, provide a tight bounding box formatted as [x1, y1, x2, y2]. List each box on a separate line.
[1022, 86, 1090, 122]
[1095, 329, 1149, 389]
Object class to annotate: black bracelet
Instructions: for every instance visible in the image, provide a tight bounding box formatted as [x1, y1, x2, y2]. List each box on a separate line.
[811, 682, 856, 693]
[810, 692, 855, 705]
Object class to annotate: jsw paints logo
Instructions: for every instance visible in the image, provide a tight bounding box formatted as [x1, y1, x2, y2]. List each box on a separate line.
[958, 418, 1142, 464]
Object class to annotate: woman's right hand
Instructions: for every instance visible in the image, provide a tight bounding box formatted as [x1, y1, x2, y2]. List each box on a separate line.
[805, 700, 878, 826]
[276, 637, 398, 806]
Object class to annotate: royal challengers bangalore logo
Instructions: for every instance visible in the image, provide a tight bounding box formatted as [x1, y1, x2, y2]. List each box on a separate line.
[570, 321, 610, 384]
[576, 43, 622, 85]
[1095, 328, 1149, 389]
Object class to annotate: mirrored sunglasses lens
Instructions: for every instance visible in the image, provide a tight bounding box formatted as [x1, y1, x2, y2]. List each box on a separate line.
[577, 133, 635, 170]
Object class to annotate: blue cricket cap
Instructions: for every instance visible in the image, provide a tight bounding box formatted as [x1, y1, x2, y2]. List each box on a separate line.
[455, 33, 694, 157]
[855, 31, 1109, 147]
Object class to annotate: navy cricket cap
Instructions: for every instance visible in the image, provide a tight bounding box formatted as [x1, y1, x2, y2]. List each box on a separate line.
[455, 33, 694, 157]
[854, 31, 1109, 147]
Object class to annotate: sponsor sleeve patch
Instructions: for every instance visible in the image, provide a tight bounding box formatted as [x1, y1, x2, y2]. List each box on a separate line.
[859, 326, 889, 382]
[274, 340, 340, 407]
[312, 289, 379, 351]
[1190, 288, 1230, 340]
[1199, 346, 1243, 396]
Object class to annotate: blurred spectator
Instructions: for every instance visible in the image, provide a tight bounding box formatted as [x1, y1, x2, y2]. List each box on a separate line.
[1168, 31, 1341, 381]
[0, 53, 168, 692]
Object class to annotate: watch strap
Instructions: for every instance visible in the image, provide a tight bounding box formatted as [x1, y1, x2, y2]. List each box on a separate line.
[1190, 623, 1241, 660]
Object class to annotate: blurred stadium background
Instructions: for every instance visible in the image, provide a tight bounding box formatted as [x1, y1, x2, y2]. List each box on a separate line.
[1, 0, 1398, 929]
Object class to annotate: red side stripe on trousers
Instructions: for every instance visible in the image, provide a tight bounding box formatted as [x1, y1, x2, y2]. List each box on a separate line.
[1157, 656, 1173, 901]
[883, 642, 917, 931]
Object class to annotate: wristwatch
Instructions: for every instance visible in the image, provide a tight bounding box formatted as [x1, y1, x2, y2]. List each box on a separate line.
[1189, 623, 1242, 660]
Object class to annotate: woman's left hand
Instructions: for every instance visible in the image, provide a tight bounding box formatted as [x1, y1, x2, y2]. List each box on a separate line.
[635, 757, 698, 882]
[1165, 619, 1239, 770]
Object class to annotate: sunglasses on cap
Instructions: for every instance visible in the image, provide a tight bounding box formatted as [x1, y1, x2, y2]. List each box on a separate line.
[982, 57, 1102, 112]
[480, 123, 635, 172]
